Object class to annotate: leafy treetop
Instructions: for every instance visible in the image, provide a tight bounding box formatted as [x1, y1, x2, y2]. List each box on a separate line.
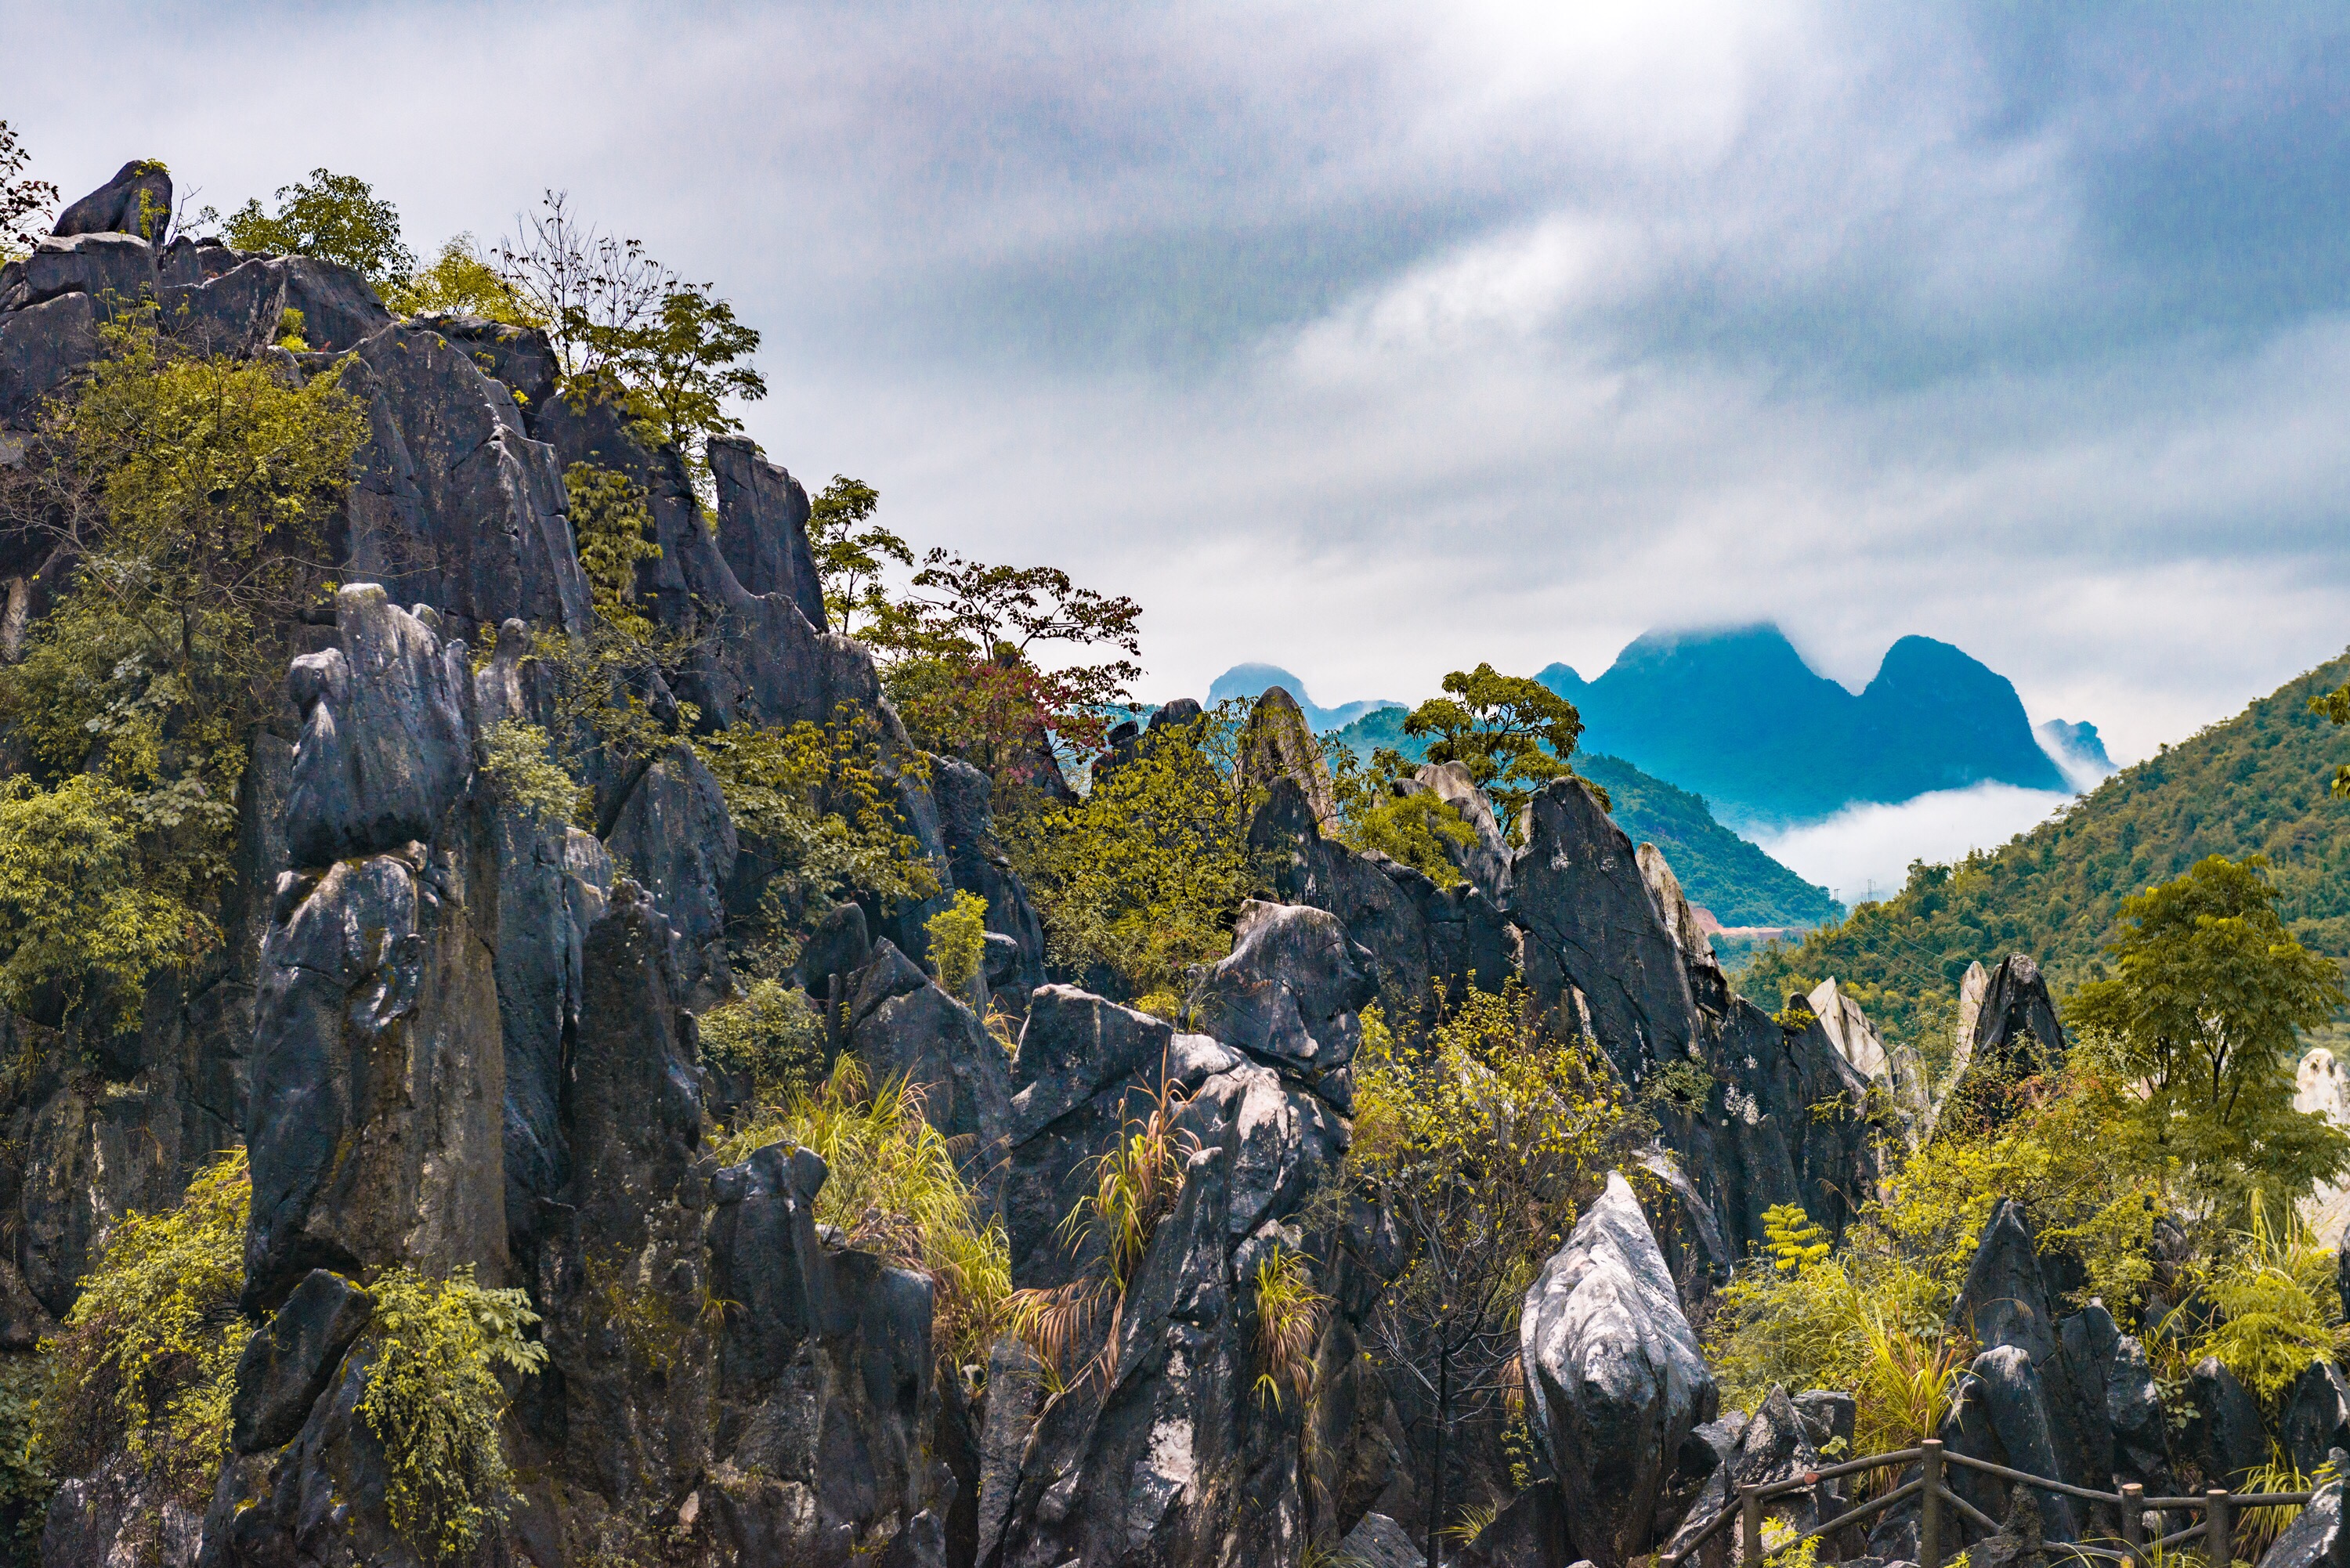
[808, 475, 909, 639]
[1402, 663, 1588, 828]
[221, 168, 416, 289]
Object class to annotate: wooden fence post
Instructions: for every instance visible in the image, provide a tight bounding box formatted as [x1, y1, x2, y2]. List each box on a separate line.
[1920, 1440, 1944, 1568]
[2120, 1482, 2145, 1568]
[2207, 1489, 2231, 1568]
[1741, 1484, 1762, 1568]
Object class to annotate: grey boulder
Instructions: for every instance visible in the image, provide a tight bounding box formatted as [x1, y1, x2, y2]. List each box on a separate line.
[1183, 898, 1375, 1103]
[1524, 1172, 1719, 1568]
[50, 161, 172, 239]
[229, 1268, 374, 1454]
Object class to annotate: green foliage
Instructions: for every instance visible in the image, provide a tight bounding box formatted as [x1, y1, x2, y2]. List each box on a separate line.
[2186, 1204, 2347, 1409]
[1322, 741, 1476, 887]
[0, 775, 201, 1027]
[0, 1354, 49, 1564]
[35, 1149, 248, 1512]
[1007, 703, 1266, 1012]
[1249, 1245, 1330, 1411]
[357, 1266, 545, 1566]
[927, 890, 989, 997]
[808, 476, 909, 638]
[1402, 663, 1592, 829]
[1350, 985, 1636, 1447]
[1713, 1066, 2167, 1456]
[716, 1057, 1010, 1368]
[0, 314, 363, 1033]
[564, 461, 663, 640]
[1743, 650, 2350, 1058]
[0, 121, 60, 262]
[696, 977, 826, 1104]
[693, 710, 940, 975]
[614, 282, 766, 460]
[2068, 855, 2348, 1221]
[2311, 681, 2350, 799]
[222, 168, 415, 288]
[477, 719, 582, 829]
[384, 233, 540, 325]
[1762, 1204, 1830, 1274]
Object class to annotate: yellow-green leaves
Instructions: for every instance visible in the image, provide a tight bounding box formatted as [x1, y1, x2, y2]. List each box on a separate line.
[37, 1148, 249, 1509]
[697, 977, 825, 1104]
[476, 719, 582, 830]
[358, 1266, 543, 1565]
[1762, 1203, 1830, 1274]
[1250, 1246, 1330, 1410]
[716, 1057, 1010, 1369]
[927, 890, 989, 998]
[2187, 1203, 2347, 1409]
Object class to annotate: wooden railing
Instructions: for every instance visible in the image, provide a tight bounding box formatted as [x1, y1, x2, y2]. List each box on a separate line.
[1658, 1438, 2315, 1568]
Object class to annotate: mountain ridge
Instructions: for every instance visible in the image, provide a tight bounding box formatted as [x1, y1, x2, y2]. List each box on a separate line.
[1538, 623, 2067, 828]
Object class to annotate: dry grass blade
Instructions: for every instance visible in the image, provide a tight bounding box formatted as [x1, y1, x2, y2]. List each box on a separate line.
[1251, 1245, 1331, 1410]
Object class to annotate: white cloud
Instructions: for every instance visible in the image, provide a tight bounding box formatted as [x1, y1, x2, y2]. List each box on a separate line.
[1750, 784, 2076, 909]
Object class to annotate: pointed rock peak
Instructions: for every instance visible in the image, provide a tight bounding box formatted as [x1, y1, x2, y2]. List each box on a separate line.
[1806, 977, 1889, 1082]
[1238, 686, 1337, 827]
[1639, 842, 1720, 979]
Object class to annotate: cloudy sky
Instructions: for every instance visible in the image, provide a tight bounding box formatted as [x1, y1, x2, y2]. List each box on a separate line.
[12, 2, 2350, 770]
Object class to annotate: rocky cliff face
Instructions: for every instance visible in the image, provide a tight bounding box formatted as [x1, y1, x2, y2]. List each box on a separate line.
[4, 160, 2090, 1568]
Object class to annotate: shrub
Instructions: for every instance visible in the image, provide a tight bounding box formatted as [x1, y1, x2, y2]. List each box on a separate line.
[357, 1266, 545, 1565]
[1250, 1245, 1329, 1410]
[716, 1057, 1009, 1368]
[34, 1147, 248, 1510]
[477, 718, 581, 829]
[697, 977, 826, 1105]
[926, 890, 988, 998]
[2186, 1203, 2347, 1409]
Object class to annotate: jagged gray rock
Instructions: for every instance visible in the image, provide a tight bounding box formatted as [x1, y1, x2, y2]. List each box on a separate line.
[930, 753, 1049, 1010]
[2286, 1363, 2350, 1479]
[1002, 986, 1239, 1287]
[1523, 1171, 1719, 1568]
[710, 433, 826, 628]
[2258, 1459, 2350, 1568]
[0, 291, 98, 425]
[1417, 758, 1512, 905]
[845, 938, 1015, 1185]
[600, 746, 739, 999]
[1338, 1512, 1423, 1568]
[281, 584, 475, 867]
[1183, 898, 1375, 1106]
[338, 323, 591, 638]
[229, 1268, 374, 1454]
[50, 161, 173, 239]
[1514, 778, 1701, 1083]
[1238, 686, 1337, 826]
[24, 232, 158, 309]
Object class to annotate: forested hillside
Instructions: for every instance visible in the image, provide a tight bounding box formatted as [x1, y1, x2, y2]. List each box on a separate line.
[1744, 647, 2350, 1059]
[1328, 706, 1842, 928]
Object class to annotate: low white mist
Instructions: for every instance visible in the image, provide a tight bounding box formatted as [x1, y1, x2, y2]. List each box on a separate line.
[1749, 783, 2077, 911]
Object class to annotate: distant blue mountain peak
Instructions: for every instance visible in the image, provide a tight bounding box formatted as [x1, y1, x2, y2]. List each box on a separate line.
[1205, 663, 1397, 732]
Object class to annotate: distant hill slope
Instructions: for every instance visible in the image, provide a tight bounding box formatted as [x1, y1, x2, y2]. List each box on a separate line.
[1206, 663, 1396, 732]
[1742, 648, 2350, 1061]
[1537, 624, 2070, 827]
[1324, 707, 1842, 929]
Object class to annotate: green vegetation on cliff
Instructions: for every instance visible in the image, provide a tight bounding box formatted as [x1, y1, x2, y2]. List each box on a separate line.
[1743, 649, 2350, 1056]
[1326, 706, 1841, 928]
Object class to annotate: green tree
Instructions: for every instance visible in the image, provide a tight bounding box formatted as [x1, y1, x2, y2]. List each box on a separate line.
[1324, 739, 1478, 887]
[1346, 987, 1636, 1566]
[0, 121, 60, 262]
[1007, 703, 1262, 1013]
[0, 314, 364, 1034]
[808, 476, 910, 638]
[2069, 854, 2348, 1220]
[1402, 663, 1592, 829]
[494, 191, 671, 385]
[616, 281, 767, 461]
[2312, 681, 2350, 798]
[222, 168, 415, 289]
[35, 1148, 249, 1516]
[383, 233, 540, 326]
